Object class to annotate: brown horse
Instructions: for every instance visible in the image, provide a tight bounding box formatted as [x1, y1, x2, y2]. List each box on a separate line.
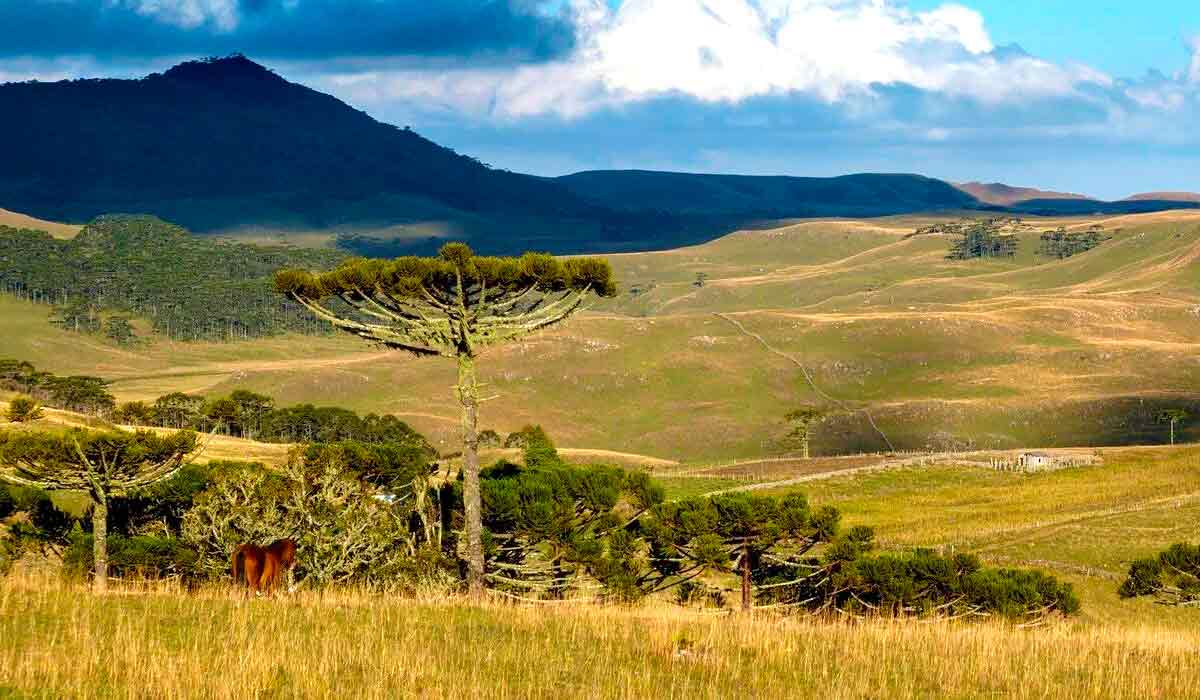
[231, 539, 297, 595]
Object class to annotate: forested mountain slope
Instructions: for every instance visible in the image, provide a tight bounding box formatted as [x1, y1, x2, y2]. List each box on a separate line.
[0, 55, 990, 255]
[554, 170, 976, 218]
[0, 215, 343, 341]
[0, 56, 649, 253]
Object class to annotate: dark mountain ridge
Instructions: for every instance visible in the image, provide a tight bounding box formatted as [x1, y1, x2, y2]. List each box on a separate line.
[556, 170, 976, 218]
[2, 55, 1193, 255]
[0, 56, 613, 237]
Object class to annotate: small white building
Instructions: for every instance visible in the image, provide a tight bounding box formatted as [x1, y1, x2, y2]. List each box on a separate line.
[1018, 451, 1056, 470]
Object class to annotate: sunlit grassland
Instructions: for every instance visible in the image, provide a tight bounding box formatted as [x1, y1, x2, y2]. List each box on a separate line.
[0, 208, 81, 239]
[4, 212, 1200, 460]
[3, 576, 1199, 699]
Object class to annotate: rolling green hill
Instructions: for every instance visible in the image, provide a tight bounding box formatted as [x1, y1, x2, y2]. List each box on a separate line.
[3, 210, 1199, 461]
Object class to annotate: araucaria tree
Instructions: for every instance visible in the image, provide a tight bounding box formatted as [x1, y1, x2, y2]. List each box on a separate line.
[0, 429, 197, 592]
[783, 407, 825, 459]
[1157, 408, 1188, 446]
[275, 243, 616, 594]
[644, 493, 839, 610]
[1119, 542, 1199, 606]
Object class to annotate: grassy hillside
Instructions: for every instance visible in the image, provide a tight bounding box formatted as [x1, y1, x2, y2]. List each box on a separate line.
[3, 210, 1200, 461]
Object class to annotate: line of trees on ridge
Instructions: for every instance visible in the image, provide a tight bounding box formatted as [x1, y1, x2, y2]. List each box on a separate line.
[1, 358, 433, 453]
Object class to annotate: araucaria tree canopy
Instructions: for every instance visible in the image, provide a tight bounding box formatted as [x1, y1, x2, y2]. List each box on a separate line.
[276, 243, 617, 594]
[0, 429, 198, 592]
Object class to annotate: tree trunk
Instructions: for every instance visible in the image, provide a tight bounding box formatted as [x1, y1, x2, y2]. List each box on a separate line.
[802, 435, 810, 460]
[1171, 421, 1176, 446]
[740, 545, 752, 611]
[457, 353, 484, 597]
[92, 495, 108, 594]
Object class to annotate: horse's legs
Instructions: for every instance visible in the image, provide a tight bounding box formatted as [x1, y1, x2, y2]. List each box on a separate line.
[244, 556, 262, 597]
[261, 556, 279, 596]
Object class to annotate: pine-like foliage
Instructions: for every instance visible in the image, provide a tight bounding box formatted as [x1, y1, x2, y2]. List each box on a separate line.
[1119, 543, 1200, 606]
[756, 527, 1079, 619]
[456, 433, 663, 601]
[275, 242, 616, 356]
[277, 243, 616, 595]
[0, 429, 197, 591]
[0, 216, 345, 341]
[946, 219, 1019, 260]
[643, 492, 838, 609]
[1037, 225, 1109, 259]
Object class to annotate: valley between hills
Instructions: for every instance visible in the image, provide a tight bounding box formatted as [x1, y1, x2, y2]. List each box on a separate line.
[4, 209, 1199, 462]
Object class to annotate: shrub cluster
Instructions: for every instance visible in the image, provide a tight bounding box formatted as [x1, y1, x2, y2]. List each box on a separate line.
[1, 423, 1082, 619]
[5, 396, 44, 423]
[1119, 542, 1200, 606]
[1037, 225, 1109, 259]
[181, 445, 449, 588]
[757, 532, 1080, 619]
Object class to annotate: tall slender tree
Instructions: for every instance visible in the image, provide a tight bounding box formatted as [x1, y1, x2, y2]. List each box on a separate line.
[783, 407, 825, 459]
[0, 428, 198, 592]
[275, 243, 616, 594]
[1158, 408, 1189, 446]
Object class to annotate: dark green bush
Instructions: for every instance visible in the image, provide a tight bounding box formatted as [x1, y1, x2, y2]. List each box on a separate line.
[0, 485, 14, 519]
[459, 455, 663, 600]
[757, 528, 1079, 620]
[1119, 543, 1200, 605]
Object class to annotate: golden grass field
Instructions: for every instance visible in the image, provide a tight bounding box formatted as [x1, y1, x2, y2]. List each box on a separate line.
[3, 576, 1200, 699]
[4, 436, 1200, 697]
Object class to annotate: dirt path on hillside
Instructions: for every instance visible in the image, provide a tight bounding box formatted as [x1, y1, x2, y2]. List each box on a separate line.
[103, 351, 396, 396]
[715, 312, 896, 451]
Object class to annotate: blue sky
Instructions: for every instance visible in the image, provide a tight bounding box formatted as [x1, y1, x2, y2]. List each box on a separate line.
[2, 0, 1198, 199]
[910, 1, 1197, 77]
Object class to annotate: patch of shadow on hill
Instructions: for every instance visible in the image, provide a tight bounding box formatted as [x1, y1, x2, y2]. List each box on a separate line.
[812, 395, 1200, 455]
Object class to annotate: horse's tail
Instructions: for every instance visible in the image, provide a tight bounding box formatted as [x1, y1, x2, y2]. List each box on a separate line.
[231, 546, 245, 584]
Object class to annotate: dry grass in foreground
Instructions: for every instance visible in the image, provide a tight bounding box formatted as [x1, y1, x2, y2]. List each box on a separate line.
[2, 575, 1198, 699]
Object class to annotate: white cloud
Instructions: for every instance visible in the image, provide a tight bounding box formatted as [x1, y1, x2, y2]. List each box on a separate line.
[1119, 38, 1200, 113]
[588, 0, 1004, 102]
[118, 0, 240, 31]
[314, 0, 1117, 119]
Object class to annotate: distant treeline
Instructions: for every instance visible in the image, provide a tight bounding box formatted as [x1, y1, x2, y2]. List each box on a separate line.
[1037, 225, 1110, 259]
[0, 215, 345, 342]
[909, 218, 1110, 261]
[0, 358, 433, 454]
[0, 359, 115, 415]
[116, 391, 433, 452]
